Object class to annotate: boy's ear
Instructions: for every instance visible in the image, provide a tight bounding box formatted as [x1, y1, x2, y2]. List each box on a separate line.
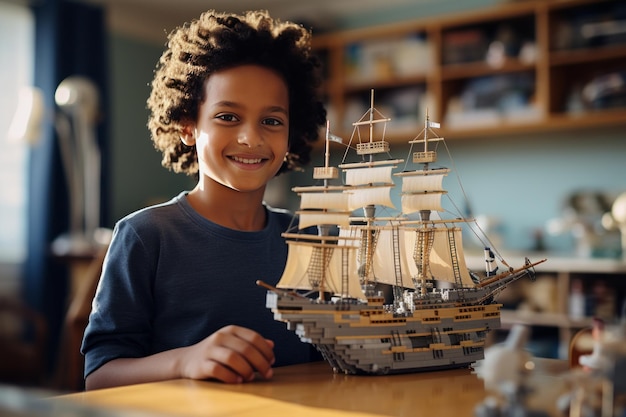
[180, 124, 196, 146]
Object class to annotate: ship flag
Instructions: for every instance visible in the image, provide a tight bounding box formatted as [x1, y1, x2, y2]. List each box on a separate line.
[328, 132, 343, 143]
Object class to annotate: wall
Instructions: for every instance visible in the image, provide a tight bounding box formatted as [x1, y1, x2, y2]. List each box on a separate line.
[107, 34, 194, 225]
[337, 0, 502, 29]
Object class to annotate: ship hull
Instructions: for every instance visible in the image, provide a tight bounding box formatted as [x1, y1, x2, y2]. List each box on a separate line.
[266, 291, 501, 375]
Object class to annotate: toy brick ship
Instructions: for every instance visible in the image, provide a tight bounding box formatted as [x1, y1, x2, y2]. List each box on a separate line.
[258, 90, 546, 375]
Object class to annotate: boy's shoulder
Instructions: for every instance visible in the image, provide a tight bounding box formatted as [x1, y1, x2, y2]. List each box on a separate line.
[117, 192, 187, 229]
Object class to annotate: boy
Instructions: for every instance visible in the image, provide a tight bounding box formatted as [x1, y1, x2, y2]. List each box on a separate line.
[81, 10, 326, 390]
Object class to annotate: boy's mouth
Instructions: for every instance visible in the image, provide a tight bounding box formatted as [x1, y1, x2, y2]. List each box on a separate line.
[230, 156, 264, 164]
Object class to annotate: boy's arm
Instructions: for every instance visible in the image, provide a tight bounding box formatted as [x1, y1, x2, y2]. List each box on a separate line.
[85, 325, 275, 390]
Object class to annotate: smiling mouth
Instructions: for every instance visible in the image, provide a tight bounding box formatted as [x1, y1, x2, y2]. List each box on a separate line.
[230, 156, 264, 164]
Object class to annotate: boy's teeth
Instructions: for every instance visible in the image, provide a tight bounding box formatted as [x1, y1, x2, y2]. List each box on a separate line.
[233, 156, 262, 164]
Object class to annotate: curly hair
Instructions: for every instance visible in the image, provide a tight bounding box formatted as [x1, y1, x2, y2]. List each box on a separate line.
[147, 10, 326, 176]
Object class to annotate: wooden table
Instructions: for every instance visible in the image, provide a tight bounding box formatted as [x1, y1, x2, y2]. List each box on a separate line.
[50, 361, 528, 417]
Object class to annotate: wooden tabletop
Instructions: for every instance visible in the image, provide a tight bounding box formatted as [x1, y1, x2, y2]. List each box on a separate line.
[53, 360, 567, 417]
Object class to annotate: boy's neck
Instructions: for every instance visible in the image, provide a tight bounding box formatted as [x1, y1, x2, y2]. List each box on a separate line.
[186, 182, 267, 231]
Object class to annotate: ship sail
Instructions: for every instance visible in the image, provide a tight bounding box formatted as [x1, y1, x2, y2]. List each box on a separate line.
[399, 169, 450, 213]
[371, 227, 419, 288]
[346, 187, 394, 211]
[298, 212, 351, 229]
[345, 166, 394, 186]
[300, 192, 349, 210]
[412, 227, 475, 287]
[298, 192, 351, 229]
[277, 240, 364, 299]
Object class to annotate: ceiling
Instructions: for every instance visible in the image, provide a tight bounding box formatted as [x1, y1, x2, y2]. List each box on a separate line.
[84, 0, 418, 43]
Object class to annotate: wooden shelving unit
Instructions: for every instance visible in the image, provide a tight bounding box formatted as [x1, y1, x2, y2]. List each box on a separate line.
[312, 0, 626, 141]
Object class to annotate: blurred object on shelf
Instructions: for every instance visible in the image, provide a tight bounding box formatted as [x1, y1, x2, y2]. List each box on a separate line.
[565, 84, 586, 115]
[582, 71, 626, 110]
[443, 20, 534, 66]
[546, 190, 622, 258]
[517, 41, 537, 65]
[442, 28, 487, 65]
[603, 191, 626, 259]
[569, 278, 586, 320]
[444, 73, 540, 128]
[566, 277, 623, 323]
[591, 280, 617, 322]
[344, 33, 432, 84]
[582, 19, 626, 44]
[551, 1, 626, 50]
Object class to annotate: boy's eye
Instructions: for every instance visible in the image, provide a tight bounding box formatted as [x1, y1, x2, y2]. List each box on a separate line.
[262, 117, 283, 126]
[216, 114, 238, 122]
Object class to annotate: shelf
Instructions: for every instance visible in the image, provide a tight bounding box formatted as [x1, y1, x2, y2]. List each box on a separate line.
[345, 74, 429, 93]
[440, 107, 626, 139]
[314, 0, 626, 142]
[500, 310, 593, 330]
[550, 44, 626, 67]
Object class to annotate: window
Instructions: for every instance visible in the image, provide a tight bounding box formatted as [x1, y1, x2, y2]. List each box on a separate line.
[0, 2, 34, 294]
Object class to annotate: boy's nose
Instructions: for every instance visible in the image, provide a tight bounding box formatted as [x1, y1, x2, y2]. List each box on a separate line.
[237, 125, 263, 147]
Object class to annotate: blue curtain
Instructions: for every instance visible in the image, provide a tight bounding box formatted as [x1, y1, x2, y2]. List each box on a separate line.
[23, 0, 109, 376]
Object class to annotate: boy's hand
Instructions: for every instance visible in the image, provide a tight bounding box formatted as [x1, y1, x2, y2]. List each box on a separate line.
[179, 325, 275, 383]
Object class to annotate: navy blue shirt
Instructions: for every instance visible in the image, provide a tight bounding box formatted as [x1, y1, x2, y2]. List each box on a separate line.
[82, 192, 319, 378]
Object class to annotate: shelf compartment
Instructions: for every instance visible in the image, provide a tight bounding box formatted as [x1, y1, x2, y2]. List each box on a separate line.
[549, 57, 626, 114]
[441, 13, 536, 66]
[343, 32, 433, 89]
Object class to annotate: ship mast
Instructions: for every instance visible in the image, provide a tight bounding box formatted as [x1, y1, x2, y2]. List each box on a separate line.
[400, 109, 443, 296]
[340, 89, 398, 295]
[314, 121, 340, 299]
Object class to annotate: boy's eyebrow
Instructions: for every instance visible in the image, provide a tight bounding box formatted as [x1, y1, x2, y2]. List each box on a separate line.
[213, 101, 288, 115]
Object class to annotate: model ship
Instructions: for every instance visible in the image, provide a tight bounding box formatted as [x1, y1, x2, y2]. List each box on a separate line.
[258, 90, 546, 375]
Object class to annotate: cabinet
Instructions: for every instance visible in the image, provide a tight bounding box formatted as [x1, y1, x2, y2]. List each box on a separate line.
[467, 253, 626, 359]
[312, 0, 626, 140]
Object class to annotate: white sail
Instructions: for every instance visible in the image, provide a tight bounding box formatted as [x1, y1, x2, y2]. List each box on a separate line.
[298, 212, 351, 229]
[276, 241, 365, 299]
[300, 192, 349, 210]
[401, 193, 444, 213]
[347, 186, 395, 211]
[401, 174, 445, 193]
[428, 227, 475, 287]
[371, 228, 419, 288]
[345, 166, 394, 186]
[277, 243, 313, 289]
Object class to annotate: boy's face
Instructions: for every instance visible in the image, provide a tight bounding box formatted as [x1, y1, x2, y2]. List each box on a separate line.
[183, 65, 289, 194]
